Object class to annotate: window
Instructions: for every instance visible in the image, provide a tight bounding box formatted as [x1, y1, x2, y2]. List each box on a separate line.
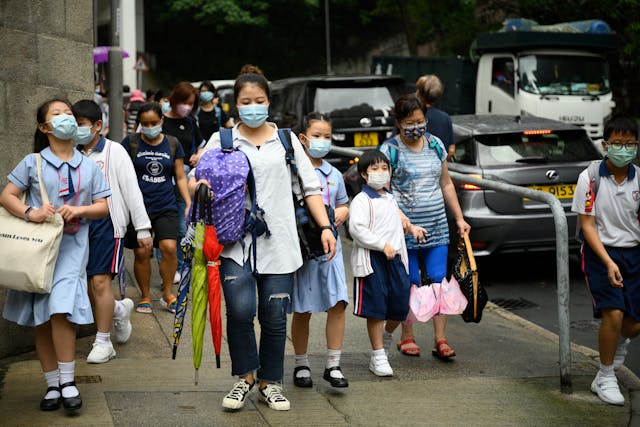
[518, 55, 610, 96]
[453, 138, 476, 165]
[492, 57, 515, 96]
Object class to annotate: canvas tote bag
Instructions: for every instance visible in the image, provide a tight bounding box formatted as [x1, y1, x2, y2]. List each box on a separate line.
[0, 154, 64, 293]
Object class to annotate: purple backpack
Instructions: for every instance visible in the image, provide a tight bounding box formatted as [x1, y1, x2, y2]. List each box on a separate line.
[195, 128, 268, 247]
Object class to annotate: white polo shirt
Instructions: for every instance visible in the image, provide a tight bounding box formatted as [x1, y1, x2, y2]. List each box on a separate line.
[571, 159, 640, 247]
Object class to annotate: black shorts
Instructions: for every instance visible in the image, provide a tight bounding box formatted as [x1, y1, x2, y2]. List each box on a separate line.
[124, 210, 179, 249]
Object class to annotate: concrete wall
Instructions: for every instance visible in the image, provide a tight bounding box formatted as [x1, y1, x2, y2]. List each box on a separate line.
[0, 0, 94, 358]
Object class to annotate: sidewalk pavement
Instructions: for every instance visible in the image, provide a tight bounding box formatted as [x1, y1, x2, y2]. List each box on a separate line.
[0, 249, 639, 427]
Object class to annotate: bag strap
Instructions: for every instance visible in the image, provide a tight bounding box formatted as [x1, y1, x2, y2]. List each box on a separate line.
[462, 231, 476, 272]
[219, 128, 233, 151]
[128, 133, 140, 164]
[35, 153, 50, 205]
[380, 137, 399, 172]
[277, 128, 304, 202]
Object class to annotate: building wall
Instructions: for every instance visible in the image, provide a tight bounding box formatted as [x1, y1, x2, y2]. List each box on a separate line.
[0, 0, 94, 358]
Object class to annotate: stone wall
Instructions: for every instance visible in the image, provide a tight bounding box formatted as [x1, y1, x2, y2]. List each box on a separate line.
[0, 0, 94, 358]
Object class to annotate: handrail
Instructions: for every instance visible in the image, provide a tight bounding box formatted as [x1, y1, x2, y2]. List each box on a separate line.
[448, 171, 572, 394]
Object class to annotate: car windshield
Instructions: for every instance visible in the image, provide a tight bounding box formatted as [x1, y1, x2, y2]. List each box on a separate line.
[476, 130, 601, 167]
[518, 55, 610, 96]
[312, 87, 394, 118]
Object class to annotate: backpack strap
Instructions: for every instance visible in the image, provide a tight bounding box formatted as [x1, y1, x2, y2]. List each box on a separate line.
[127, 133, 141, 164]
[380, 137, 399, 172]
[215, 106, 223, 128]
[426, 132, 446, 160]
[584, 160, 601, 214]
[220, 128, 234, 151]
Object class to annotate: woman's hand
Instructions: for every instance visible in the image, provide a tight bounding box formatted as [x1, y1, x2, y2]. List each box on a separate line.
[456, 219, 471, 238]
[30, 202, 56, 223]
[321, 228, 337, 260]
[410, 225, 428, 244]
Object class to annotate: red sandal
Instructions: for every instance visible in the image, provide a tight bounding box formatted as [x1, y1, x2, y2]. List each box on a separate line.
[432, 340, 456, 360]
[396, 338, 421, 357]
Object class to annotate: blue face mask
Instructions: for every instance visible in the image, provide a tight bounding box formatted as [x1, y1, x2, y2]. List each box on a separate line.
[307, 138, 332, 158]
[73, 125, 95, 145]
[142, 124, 162, 139]
[200, 91, 214, 103]
[607, 144, 638, 167]
[161, 101, 171, 115]
[48, 114, 78, 140]
[401, 122, 427, 140]
[238, 104, 269, 128]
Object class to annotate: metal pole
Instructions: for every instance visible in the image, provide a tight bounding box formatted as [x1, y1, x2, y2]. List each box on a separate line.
[108, 0, 124, 142]
[324, 0, 332, 75]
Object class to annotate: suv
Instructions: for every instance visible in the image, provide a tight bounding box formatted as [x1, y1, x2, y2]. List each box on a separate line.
[449, 114, 603, 256]
[270, 75, 408, 171]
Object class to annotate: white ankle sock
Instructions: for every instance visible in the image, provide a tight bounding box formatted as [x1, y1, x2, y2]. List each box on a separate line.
[294, 354, 311, 378]
[95, 331, 111, 344]
[326, 349, 341, 369]
[599, 363, 615, 377]
[113, 300, 125, 318]
[372, 348, 386, 358]
[58, 361, 79, 398]
[43, 370, 60, 399]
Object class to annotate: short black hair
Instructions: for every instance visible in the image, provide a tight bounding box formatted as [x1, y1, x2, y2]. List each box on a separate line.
[301, 112, 331, 133]
[72, 99, 102, 123]
[604, 114, 638, 140]
[357, 150, 391, 180]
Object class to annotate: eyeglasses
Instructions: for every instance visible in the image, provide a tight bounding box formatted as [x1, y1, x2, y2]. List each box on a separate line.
[606, 141, 639, 150]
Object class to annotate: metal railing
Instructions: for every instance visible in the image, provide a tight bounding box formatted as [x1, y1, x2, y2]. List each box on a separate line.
[332, 146, 572, 394]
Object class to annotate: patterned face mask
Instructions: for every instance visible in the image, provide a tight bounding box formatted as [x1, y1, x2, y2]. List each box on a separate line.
[401, 122, 427, 140]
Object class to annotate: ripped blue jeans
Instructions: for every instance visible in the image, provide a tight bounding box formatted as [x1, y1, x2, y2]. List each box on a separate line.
[220, 258, 292, 382]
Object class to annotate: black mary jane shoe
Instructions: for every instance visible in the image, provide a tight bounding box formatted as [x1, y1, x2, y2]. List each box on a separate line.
[293, 366, 313, 388]
[39, 386, 61, 411]
[60, 381, 82, 411]
[323, 366, 349, 388]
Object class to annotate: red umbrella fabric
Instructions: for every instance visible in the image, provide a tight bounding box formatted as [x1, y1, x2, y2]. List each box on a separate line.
[93, 46, 130, 64]
[200, 186, 224, 368]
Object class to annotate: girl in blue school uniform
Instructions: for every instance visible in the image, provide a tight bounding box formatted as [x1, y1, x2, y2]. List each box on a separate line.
[290, 113, 350, 388]
[0, 99, 111, 412]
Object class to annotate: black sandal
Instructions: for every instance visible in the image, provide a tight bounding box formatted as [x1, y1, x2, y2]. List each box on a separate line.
[39, 386, 61, 411]
[293, 366, 313, 388]
[60, 381, 82, 411]
[323, 366, 349, 388]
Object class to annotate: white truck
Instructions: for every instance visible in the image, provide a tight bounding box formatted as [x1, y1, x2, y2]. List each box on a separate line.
[372, 23, 616, 140]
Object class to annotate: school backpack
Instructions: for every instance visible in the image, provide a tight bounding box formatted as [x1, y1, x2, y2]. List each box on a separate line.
[126, 133, 179, 166]
[575, 159, 640, 242]
[194, 128, 269, 254]
[380, 133, 445, 172]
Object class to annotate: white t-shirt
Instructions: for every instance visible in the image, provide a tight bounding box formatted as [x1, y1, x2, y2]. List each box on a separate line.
[571, 160, 640, 247]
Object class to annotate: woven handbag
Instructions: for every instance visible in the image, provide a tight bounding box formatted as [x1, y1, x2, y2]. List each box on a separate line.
[454, 232, 488, 323]
[0, 154, 64, 293]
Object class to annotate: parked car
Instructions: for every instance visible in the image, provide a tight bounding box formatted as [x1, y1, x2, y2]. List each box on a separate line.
[270, 74, 409, 171]
[342, 114, 603, 255]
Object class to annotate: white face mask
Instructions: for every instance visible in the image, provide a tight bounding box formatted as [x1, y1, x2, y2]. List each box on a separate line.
[367, 171, 390, 190]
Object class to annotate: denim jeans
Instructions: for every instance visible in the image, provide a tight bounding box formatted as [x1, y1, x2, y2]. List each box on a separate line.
[220, 258, 292, 382]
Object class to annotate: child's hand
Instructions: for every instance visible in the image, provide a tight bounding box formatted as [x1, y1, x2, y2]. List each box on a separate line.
[606, 261, 624, 288]
[30, 202, 56, 222]
[411, 225, 428, 244]
[57, 204, 82, 221]
[383, 243, 396, 260]
[137, 237, 153, 249]
[334, 206, 348, 227]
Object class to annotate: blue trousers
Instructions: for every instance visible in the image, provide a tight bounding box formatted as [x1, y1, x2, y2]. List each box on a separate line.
[407, 245, 448, 285]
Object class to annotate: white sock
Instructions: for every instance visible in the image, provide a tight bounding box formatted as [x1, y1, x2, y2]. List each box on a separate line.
[372, 348, 386, 358]
[58, 361, 79, 398]
[599, 363, 615, 377]
[326, 349, 341, 369]
[43, 370, 60, 399]
[294, 354, 311, 378]
[113, 300, 125, 318]
[382, 331, 393, 352]
[95, 331, 111, 344]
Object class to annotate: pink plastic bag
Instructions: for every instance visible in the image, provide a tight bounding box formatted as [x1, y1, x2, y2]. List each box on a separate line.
[438, 276, 468, 315]
[405, 282, 441, 324]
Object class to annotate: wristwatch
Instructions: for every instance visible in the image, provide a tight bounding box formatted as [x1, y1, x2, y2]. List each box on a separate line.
[24, 206, 33, 222]
[319, 225, 333, 232]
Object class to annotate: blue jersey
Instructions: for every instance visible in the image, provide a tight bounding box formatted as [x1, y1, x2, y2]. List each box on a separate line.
[121, 135, 185, 215]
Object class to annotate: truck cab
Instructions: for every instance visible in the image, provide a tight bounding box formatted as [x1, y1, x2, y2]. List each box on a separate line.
[474, 31, 616, 141]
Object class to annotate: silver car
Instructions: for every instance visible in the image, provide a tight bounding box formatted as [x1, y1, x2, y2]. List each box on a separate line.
[448, 114, 603, 256]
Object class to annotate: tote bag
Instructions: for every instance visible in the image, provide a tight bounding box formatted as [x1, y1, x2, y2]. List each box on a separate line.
[0, 154, 64, 293]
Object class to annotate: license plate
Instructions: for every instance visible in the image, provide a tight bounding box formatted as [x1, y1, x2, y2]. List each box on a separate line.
[527, 184, 576, 199]
[354, 132, 379, 147]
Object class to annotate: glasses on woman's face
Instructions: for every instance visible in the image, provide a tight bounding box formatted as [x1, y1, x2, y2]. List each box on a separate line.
[606, 141, 640, 150]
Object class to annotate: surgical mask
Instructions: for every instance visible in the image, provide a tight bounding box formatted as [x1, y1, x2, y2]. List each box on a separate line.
[367, 171, 390, 190]
[200, 91, 214, 103]
[307, 138, 331, 158]
[176, 103, 193, 118]
[47, 114, 77, 140]
[73, 125, 95, 145]
[401, 122, 427, 140]
[142, 124, 162, 139]
[238, 104, 269, 128]
[607, 145, 638, 167]
[161, 101, 171, 115]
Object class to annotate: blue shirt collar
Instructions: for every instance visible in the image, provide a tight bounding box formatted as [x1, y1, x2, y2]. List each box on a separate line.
[40, 146, 83, 169]
[362, 184, 391, 199]
[317, 160, 333, 176]
[600, 157, 636, 180]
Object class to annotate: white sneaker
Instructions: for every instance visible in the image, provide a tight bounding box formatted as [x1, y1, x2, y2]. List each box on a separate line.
[613, 338, 631, 370]
[591, 371, 624, 405]
[222, 380, 254, 410]
[173, 271, 181, 284]
[113, 298, 134, 344]
[87, 341, 116, 364]
[369, 353, 393, 377]
[258, 384, 290, 411]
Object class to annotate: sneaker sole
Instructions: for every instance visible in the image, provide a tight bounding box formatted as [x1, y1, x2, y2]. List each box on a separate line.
[221, 398, 245, 410]
[87, 352, 116, 364]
